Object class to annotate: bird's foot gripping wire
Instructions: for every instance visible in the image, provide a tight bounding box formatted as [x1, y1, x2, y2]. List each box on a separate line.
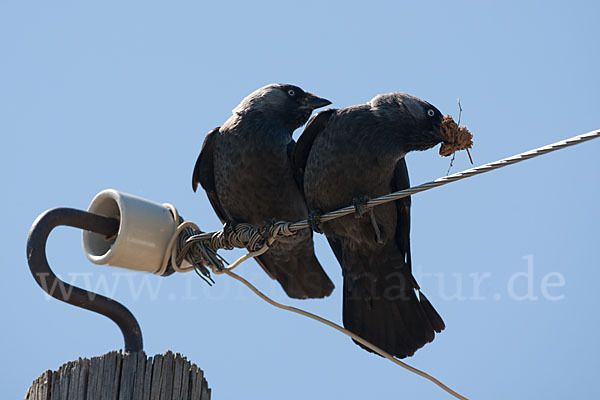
[352, 196, 370, 218]
[260, 219, 277, 248]
[308, 209, 324, 234]
[352, 196, 384, 245]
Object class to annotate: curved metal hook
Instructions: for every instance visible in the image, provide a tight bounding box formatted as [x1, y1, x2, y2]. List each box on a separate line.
[26, 207, 143, 352]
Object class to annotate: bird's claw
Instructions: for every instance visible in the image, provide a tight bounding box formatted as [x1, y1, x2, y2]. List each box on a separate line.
[260, 219, 276, 247]
[370, 213, 385, 245]
[352, 196, 371, 219]
[308, 210, 324, 234]
[352, 196, 385, 245]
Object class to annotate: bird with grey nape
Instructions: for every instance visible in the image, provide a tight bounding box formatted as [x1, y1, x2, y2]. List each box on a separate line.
[293, 92, 447, 358]
[193, 84, 334, 299]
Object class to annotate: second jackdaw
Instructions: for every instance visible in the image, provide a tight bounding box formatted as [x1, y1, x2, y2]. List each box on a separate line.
[293, 92, 447, 358]
[193, 84, 334, 299]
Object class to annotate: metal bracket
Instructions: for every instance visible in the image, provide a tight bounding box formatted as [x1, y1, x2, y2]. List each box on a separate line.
[26, 207, 143, 352]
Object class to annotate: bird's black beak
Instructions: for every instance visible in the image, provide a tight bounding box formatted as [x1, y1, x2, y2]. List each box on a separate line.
[435, 128, 447, 143]
[433, 121, 446, 143]
[304, 93, 332, 110]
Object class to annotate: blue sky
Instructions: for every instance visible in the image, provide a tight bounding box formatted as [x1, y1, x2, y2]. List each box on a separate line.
[2, 1, 599, 399]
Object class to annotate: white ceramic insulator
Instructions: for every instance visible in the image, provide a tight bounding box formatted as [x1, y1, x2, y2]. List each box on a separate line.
[82, 189, 178, 274]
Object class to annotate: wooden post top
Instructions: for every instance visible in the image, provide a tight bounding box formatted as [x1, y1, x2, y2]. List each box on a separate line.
[25, 350, 210, 400]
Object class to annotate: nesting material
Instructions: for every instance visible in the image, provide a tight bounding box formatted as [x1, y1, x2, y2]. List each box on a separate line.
[439, 115, 473, 158]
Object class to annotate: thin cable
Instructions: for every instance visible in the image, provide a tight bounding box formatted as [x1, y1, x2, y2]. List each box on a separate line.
[222, 266, 469, 400]
[156, 204, 197, 275]
[211, 245, 269, 274]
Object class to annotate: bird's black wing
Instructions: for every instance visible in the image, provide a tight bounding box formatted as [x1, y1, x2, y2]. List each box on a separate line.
[326, 237, 345, 266]
[293, 109, 344, 262]
[393, 158, 445, 333]
[192, 127, 229, 222]
[285, 139, 301, 191]
[292, 109, 336, 190]
[392, 157, 412, 273]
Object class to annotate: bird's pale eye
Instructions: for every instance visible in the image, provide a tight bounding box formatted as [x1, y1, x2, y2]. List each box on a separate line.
[427, 109, 435, 117]
[287, 89, 296, 97]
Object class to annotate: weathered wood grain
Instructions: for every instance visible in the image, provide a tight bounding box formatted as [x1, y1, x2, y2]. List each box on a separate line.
[25, 351, 210, 400]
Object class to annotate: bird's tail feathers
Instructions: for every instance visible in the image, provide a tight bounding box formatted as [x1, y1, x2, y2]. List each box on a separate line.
[255, 251, 334, 299]
[342, 263, 444, 358]
[417, 290, 445, 333]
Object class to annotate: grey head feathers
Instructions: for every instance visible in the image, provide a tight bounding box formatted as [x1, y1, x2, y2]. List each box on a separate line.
[230, 84, 332, 132]
[370, 92, 442, 122]
[233, 84, 291, 116]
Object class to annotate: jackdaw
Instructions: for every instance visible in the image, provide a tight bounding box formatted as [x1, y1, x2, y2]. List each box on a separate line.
[293, 92, 447, 358]
[192, 84, 334, 299]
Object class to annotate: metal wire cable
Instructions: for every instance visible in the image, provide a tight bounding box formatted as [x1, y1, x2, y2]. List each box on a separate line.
[288, 128, 600, 231]
[177, 129, 600, 257]
[167, 128, 599, 400]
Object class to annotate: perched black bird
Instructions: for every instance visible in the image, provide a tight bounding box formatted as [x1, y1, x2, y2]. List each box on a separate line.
[193, 84, 334, 299]
[293, 92, 447, 358]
